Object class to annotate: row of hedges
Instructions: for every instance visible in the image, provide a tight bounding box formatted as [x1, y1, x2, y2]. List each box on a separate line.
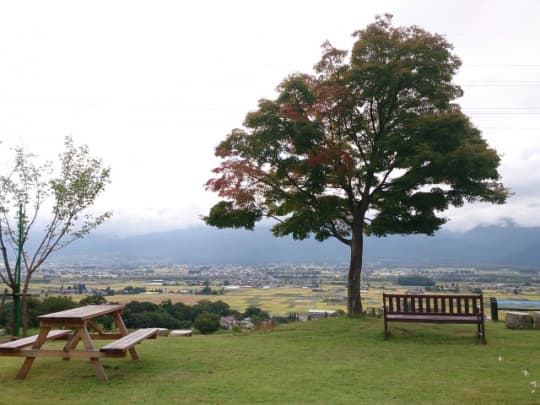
[0, 295, 270, 335]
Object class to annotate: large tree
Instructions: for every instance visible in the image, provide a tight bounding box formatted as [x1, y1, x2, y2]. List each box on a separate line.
[0, 137, 111, 334]
[204, 15, 508, 316]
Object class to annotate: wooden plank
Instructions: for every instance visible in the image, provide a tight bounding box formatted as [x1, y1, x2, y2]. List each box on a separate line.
[38, 304, 125, 323]
[385, 314, 482, 323]
[15, 327, 51, 380]
[100, 328, 159, 354]
[1, 349, 109, 358]
[77, 326, 108, 382]
[0, 329, 71, 352]
[112, 311, 139, 360]
[89, 333, 123, 340]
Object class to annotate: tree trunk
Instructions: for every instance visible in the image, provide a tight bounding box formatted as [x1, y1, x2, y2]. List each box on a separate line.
[11, 289, 19, 336]
[21, 274, 32, 337]
[347, 230, 364, 316]
[21, 287, 28, 337]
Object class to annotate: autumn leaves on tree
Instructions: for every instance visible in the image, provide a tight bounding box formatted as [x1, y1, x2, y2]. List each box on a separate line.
[205, 15, 508, 316]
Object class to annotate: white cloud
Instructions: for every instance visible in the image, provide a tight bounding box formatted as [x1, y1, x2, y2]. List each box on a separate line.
[0, 1, 539, 234]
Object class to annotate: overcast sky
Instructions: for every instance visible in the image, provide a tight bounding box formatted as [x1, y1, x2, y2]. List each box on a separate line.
[0, 1, 539, 236]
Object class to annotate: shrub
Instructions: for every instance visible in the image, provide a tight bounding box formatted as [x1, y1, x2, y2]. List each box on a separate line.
[79, 295, 107, 305]
[194, 312, 220, 334]
[27, 296, 77, 327]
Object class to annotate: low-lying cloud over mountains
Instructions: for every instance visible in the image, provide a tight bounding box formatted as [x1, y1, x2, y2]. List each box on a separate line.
[52, 222, 540, 267]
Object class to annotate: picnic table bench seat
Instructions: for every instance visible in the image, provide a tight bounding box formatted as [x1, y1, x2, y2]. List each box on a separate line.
[383, 293, 486, 343]
[0, 330, 71, 353]
[100, 328, 159, 354]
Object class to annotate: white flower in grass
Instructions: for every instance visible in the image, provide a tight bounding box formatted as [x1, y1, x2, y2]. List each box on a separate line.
[522, 369, 530, 376]
[531, 381, 537, 388]
[498, 355, 503, 363]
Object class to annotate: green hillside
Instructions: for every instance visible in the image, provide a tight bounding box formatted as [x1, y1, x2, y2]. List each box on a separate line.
[0, 317, 539, 404]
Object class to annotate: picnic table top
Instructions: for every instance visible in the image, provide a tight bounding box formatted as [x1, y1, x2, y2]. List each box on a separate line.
[38, 304, 126, 322]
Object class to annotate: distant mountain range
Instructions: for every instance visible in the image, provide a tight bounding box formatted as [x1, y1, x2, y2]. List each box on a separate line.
[49, 223, 540, 268]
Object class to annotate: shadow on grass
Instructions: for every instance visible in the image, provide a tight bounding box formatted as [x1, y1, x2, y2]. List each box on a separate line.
[384, 324, 485, 346]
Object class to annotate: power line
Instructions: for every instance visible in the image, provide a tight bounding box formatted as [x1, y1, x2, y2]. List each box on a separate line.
[462, 64, 540, 67]
[466, 111, 540, 114]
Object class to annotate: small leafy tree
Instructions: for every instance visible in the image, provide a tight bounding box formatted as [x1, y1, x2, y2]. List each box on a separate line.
[79, 294, 107, 306]
[194, 312, 220, 334]
[204, 15, 508, 315]
[0, 136, 111, 334]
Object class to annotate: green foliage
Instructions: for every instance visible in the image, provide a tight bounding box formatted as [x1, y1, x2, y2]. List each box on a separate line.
[0, 136, 111, 333]
[193, 312, 220, 334]
[205, 15, 508, 315]
[243, 306, 270, 322]
[26, 296, 77, 328]
[397, 275, 436, 286]
[121, 299, 235, 330]
[79, 295, 107, 305]
[194, 299, 232, 317]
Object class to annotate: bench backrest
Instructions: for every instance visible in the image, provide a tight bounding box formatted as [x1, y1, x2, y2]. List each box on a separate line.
[383, 293, 483, 316]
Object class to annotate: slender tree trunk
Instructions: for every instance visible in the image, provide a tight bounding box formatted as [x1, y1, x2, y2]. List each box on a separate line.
[21, 287, 28, 337]
[21, 274, 32, 337]
[0, 288, 7, 315]
[347, 230, 364, 316]
[11, 288, 19, 336]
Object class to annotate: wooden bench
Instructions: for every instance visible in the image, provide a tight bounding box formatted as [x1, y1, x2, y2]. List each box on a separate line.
[100, 328, 159, 355]
[383, 293, 486, 344]
[0, 330, 71, 353]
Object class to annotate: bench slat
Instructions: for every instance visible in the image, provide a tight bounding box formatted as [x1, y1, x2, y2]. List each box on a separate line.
[0, 330, 71, 352]
[100, 328, 158, 353]
[386, 314, 481, 323]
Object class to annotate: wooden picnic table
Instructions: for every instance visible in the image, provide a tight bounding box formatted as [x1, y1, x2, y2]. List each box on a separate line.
[0, 304, 158, 382]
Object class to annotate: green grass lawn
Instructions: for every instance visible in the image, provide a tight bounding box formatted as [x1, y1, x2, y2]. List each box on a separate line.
[0, 317, 539, 404]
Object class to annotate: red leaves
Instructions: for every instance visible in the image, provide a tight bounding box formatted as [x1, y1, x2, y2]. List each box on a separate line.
[206, 160, 266, 205]
[279, 104, 309, 123]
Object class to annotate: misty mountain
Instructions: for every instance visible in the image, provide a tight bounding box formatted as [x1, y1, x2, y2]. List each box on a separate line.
[49, 223, 540, 267]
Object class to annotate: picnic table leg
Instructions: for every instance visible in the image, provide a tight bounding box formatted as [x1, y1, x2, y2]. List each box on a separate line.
[15, 327, 50, 380]
[112, 311, 139, 360]
[78, 326, 109, 382]
[62, 329, 82, 361]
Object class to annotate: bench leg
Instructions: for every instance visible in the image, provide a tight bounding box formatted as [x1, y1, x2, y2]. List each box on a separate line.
[16, 327, 50, 379]
[480, 321, 487, 344]
[112, 311, 139, 360]
[476, 321, 486, 344]
[384, 318, 389, 340]
[78, 327, 109, 382]
[62, 331, 82, 361]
